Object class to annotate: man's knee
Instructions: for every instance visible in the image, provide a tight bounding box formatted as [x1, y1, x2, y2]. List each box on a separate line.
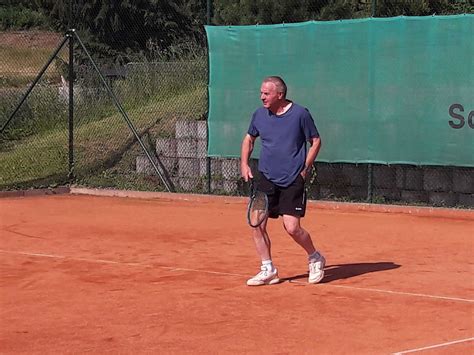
[283, 217, 302, 236]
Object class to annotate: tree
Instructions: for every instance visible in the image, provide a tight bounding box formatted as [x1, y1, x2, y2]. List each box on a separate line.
[22, 0, 205, 62]
[211, 0, 471, 24]
[212, 0, 317, 25]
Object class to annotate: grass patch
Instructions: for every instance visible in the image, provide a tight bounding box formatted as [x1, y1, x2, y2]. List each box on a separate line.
[1, 34, 207, 190]
[0, 127, 69, 187]
[0, 31, 66, 88]
[0, 85, 207, 189]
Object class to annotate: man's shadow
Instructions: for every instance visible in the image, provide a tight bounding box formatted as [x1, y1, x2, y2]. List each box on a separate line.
[282, 262, 401, 283]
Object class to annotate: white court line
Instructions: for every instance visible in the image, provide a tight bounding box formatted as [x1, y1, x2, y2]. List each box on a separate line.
[0, 250, 248, 277]
[1, 249, 473, 304]
[164, 266, 248, 277]
[289, 279, 474, 303]
[4, 250, 144, 267]
[331, 285, 474, 303]
[393, 337, 474, 354]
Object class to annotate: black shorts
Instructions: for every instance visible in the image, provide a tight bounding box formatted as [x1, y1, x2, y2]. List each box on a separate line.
[257, 173, 307, 218]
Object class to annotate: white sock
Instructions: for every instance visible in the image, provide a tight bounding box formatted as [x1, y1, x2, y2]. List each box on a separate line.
[262, 259, 274, 272]
[308, 251, 321, 263]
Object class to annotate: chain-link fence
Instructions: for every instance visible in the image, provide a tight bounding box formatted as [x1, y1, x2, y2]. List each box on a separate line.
[1, 1, 473, 207]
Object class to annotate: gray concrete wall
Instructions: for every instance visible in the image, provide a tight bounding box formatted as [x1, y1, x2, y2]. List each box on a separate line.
[136, 119, 242, 194]
[136, 120, 473, 206]
[315, 163, 473, 207]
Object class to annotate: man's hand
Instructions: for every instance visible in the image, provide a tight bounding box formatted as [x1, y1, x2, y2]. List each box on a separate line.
[301, 137, 321, 182]
[300, 166, 312, 182]
[241, 164, 253, 182]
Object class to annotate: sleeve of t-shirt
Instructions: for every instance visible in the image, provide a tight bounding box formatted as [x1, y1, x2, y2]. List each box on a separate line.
[247, 111, 259, 137]
[302, 108, 320, 140]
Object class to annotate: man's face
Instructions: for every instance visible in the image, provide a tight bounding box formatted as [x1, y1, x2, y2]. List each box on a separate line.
[260, 82, 283, 109]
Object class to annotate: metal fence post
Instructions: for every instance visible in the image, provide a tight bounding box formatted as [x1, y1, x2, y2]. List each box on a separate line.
[207, 0, 212, 25]
[368, 164, 374, 202]
[206, 0, 212, 194]
[68, 30, 74, 180]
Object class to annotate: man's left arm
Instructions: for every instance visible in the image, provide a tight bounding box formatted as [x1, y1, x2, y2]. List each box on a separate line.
[301, 137, 321, 180]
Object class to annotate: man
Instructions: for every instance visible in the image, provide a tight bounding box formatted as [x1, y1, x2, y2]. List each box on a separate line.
[240, 76, 325, 286]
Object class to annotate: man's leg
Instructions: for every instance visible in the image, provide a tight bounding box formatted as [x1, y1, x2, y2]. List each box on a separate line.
[282, 215, 326, 284]
[252, 218, 272, 260]
[282, 215, 316, 254]
[247, 218, 280, 286]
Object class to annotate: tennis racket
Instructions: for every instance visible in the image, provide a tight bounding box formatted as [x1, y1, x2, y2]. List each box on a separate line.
[247, 178, 269, 227]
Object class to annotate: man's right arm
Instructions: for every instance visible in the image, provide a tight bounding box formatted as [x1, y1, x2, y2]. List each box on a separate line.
[240, 134, 256, 182]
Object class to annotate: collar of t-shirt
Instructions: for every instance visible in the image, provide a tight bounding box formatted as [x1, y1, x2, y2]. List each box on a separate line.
[273, 101, 293, 116]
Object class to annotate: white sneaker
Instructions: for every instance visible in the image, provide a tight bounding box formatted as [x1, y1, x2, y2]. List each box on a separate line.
[308, 253, 326, 284]
[246, 266, 280, 286]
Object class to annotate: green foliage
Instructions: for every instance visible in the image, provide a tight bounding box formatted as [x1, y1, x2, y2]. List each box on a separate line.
[1, 1, 208, 63]
[0, 4, 50, 30]
[213, 0, 316, 24]
[376, 0, 448, 16]
[212, 0, 371, 24]
[319, 0, 358, 20]
[371, 0, 474, 17]
[212, 0, 472, 24]
[30, 0, 207, 63]
[2, 1, 471, 63]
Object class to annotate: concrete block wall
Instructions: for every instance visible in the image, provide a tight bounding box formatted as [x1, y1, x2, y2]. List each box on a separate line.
[314, 163, 473, 207]
[137, 120, 473, 206]
[136, 119, 242, 194]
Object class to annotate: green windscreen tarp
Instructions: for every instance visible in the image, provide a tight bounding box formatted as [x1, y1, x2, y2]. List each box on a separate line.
[205, 15, 473, 166]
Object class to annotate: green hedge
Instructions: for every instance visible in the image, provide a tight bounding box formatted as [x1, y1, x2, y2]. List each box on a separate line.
[0, 5, 50, 30]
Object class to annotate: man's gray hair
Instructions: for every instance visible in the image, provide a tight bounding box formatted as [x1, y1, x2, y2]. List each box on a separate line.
[262, 76, 287, 98]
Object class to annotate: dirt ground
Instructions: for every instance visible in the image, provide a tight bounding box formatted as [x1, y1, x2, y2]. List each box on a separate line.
[0, 31, 61, 49]
[1, 193, 473, 354]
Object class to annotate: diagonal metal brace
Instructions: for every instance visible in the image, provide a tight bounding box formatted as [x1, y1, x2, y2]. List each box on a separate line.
[72, 30, 174, 192]
[1, 35, 69, 134]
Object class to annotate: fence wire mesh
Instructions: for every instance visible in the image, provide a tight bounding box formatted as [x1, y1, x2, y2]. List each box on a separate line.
[0, 0, 473, 207]
[0, 32, 70, 189]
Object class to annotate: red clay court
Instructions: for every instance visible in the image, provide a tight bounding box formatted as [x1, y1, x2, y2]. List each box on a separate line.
[1, 189, 473, 354]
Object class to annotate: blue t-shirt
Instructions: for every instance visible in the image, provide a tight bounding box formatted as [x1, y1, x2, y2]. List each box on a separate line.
[247, 102, 320, 187]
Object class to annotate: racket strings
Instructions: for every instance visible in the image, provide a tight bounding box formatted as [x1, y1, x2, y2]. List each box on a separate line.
[249, 190, 268, 227]
[251, 191, 266, 210]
